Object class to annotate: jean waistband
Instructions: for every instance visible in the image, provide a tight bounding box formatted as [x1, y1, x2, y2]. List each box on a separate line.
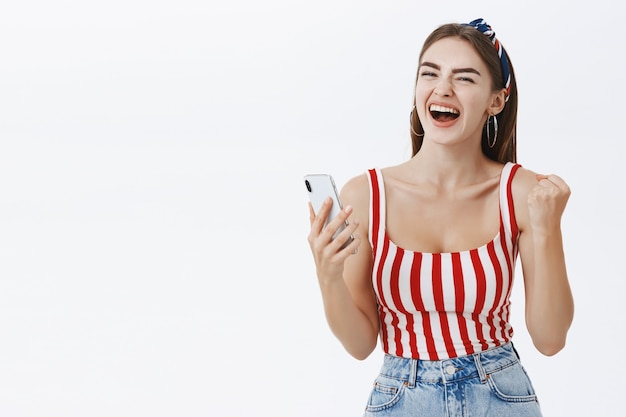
[380, 343, 520, 386]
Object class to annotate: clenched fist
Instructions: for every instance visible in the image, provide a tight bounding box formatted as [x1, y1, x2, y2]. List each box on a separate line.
[527, 174, 571, 235]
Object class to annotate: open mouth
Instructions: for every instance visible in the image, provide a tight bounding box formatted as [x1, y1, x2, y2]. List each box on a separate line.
[429, 104, 459, 122]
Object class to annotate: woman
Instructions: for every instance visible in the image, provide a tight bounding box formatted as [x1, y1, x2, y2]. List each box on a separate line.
[307, 18, 574, 416]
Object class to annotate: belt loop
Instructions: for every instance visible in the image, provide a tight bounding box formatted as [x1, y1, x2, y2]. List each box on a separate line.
[408, 359, 418, 388]
[473, 352, 488, 383]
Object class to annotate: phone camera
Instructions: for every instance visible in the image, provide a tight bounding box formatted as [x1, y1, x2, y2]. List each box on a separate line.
[305, 180, 312, 192]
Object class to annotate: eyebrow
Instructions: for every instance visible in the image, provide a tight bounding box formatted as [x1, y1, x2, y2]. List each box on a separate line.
[420, 61, 482, 76]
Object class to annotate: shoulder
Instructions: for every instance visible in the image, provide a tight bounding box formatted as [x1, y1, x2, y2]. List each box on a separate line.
[510, 165, 538, 231]
[340, 172, 371, 207]
[511, 165, 538, 195]
[339, 172, 372, 227]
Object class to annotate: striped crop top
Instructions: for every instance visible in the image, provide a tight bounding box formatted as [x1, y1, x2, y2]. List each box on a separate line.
[367, 162, 521, 360]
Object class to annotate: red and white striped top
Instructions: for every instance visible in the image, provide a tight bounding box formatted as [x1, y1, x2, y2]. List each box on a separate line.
[367, 162, 521, 360]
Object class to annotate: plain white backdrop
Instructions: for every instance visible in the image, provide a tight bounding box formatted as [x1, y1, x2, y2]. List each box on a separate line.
[1, 1, 624, 416]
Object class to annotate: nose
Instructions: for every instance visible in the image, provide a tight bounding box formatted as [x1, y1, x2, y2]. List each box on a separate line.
[433, 77, 453, 97]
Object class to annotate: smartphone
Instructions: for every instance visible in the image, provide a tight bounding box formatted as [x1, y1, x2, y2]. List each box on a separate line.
[304, 174, 354, 249]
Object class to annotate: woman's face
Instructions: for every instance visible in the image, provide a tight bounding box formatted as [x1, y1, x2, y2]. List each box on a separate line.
[415, 37, 503, 146]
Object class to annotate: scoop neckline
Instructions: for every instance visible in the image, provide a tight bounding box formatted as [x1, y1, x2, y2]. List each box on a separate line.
[382, 228, 501, 256]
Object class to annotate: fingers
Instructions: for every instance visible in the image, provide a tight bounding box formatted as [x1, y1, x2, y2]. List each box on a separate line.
[322, 204, 355, 242]
[330, 217, 360, 252]
[528, 173, 571, 231]
[308, 197, 362, 258]
[535, 173, 571, 194]
[346, 232, 362, 256]
[308, 202, 315, 224]
[331, 227, 362, 266]
[309, 196, 333, 233]
[532, 174, 570, 201]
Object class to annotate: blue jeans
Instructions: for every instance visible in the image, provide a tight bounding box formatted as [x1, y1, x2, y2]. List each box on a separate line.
[363, 343, 542, 417]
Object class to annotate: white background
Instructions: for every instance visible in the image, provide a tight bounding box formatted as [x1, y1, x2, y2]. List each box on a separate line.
[1, 1, 623, 416]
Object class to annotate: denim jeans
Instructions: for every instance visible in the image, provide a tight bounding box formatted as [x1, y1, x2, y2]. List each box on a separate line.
[363, 343, 542, 417]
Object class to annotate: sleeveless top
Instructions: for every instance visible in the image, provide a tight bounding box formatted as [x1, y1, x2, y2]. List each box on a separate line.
[367, 162, 521, 360]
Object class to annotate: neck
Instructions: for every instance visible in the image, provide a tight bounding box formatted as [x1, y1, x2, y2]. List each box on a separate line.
[408, 142, 497, 188]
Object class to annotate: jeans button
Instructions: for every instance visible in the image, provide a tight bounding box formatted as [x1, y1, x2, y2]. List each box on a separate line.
[445, 365, 456, 375]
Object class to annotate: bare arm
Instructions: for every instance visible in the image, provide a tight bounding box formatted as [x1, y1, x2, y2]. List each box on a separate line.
[515, 169, 574, 356]
[307, 174, 380, 360]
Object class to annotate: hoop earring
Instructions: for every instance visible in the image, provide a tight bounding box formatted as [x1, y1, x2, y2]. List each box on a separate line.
[410, 106, 424, 137]
[486, 114, 498, 148]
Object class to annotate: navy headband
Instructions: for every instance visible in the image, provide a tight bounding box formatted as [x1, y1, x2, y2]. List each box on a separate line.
[465, 18, 511, 102]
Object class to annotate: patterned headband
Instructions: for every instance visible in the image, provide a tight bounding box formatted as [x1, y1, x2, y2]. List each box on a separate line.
[465, 18, 511, 102]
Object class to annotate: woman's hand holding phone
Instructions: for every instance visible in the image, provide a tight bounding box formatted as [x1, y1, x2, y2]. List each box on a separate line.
[304, 173, 361, 282]
[307, 197, 361, 282]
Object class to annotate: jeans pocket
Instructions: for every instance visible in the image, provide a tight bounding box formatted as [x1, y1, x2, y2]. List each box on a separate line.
[364, 375, 407, 413]
[486, 362, 538, 403]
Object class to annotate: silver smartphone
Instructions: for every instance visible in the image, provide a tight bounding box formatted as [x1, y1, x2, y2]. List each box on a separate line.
[304, 174, 353, 249]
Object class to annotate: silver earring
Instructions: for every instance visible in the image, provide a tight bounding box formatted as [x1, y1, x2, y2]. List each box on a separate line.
[410, 106, 424, 137]
[486, 114, 498, 148]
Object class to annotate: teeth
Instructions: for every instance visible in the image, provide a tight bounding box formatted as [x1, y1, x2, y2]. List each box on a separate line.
[429, 104, 459, 114]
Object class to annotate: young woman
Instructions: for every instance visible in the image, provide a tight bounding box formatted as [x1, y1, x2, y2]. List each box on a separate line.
[307, 18, 574, 416]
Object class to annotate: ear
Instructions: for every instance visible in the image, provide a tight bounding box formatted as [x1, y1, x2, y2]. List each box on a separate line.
[488, 88, 507, 115]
